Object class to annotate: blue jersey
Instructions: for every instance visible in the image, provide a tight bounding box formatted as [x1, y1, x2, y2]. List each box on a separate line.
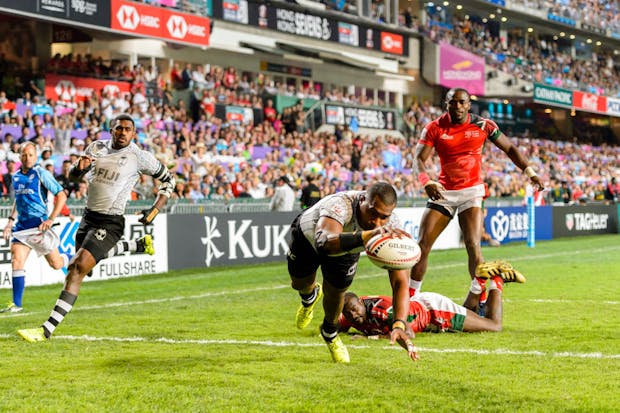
[12, 165, 64, 227]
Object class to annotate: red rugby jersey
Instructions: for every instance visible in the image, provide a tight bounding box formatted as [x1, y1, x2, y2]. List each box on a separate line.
[419, 112, 501, 190]
[338, 295, 431, 334]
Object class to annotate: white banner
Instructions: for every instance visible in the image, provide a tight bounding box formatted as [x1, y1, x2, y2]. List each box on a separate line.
[394, 207, 462, 250]
[0, 214, 168, 289]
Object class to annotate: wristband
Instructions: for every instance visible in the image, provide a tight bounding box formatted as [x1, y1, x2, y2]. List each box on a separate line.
[339, 231, 364, 251]
[524, 166, 537, 178]
[417, 172, 430, 187]
[392, 319, 407, 331]
[7, 217, 15, 221]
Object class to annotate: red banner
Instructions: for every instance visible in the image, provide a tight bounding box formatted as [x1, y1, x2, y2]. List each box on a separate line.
[45, 74, 131, 102]
[111, 0, 210, 47]
[380, 32, 404, 55]
[573, 91, 607, 113]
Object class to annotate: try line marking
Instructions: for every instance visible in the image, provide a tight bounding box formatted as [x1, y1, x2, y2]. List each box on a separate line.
[1, 333, 618, 360]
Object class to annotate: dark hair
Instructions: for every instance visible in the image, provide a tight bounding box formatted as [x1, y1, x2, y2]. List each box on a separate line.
[368, 181, 397, 206]
[112, 113, 135, 129]
[445, 88, 470, 101]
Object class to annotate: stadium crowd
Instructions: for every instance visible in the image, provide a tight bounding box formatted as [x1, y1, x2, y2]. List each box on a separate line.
[512, 0, 620, 33]
[0, 1, 619, 207]
[0, 79, 618, 207]
[423, 7, 620, 97]
[144, 0, 620, 98]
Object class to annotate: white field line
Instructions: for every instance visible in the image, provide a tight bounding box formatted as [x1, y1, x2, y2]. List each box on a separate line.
[1, 333, 618, 360]
[1, 246, 618, 320]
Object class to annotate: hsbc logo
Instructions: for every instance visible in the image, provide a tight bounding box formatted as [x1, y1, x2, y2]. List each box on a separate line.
[167, 15, 188, 39]
[102, 84, 120, 97]
[117, 5, 139, 30]
[55, 80, 76, 101]
[116, 4, 159, 31]
[167, 14, 207, 39]
[381, 32, 403, 55]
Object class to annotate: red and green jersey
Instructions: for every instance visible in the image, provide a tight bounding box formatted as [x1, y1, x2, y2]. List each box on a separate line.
[338, 293, 466, 334]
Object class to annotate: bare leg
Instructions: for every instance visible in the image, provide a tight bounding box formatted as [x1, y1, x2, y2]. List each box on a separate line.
[463, 288, 481, 312]
[462, 289, 502, 332]
[410, 209, 451, 283]
[290, 273, 316, 295]
[322, 281, 347, 326]
[458, 207, 484, 279]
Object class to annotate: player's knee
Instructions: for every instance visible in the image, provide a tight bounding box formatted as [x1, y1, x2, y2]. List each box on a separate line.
[67, 259, 92, 277]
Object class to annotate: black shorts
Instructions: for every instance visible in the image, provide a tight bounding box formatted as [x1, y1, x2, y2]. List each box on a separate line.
[287, 214, 359, 289]
[76, 209, 125, 263]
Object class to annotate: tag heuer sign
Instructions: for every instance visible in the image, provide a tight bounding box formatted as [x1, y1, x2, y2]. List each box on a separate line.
[533, 84, 573, 107]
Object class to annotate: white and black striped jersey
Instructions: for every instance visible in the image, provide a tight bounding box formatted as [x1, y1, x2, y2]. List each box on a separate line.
[84, 141, 165, 215]
[298, 190, 400, 256]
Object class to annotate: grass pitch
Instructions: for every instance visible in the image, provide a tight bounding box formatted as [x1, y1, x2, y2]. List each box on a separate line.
[1, 234, 619, 412]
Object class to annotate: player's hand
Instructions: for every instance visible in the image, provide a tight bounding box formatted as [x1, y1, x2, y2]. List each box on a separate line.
[38, 219, 54, 232]
[530, 175, 544, 192]
[424, 181, 445, 201]
[77, 156, 92, 170]
[375, 224, 411, 239]
[138, 206, 159, 225]
[2, 225, 11, 240]
[390, 328, 420, 362]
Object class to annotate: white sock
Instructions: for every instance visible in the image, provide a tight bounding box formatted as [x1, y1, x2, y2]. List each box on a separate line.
[470, 278, 486, 294]
[409, 279, 422, 292]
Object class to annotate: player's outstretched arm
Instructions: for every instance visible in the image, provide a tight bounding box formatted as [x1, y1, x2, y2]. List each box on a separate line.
[388, 268, 419, 361]
[493, 133, 544, 191]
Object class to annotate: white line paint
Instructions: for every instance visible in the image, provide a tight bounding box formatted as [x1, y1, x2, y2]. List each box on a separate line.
[2, 245, 617, 318]
[0, 285, 616, 320]
[1, 333, 618, 359]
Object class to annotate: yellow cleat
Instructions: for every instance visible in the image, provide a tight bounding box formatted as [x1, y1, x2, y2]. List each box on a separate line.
[295, 283, 322, 330]
[137, 234, 155, 256]
[0, 302, 23, 314]
[476, 260, 513, 279]
[500, 269, 526, 283]
[325, 335, 350, 364]
[17, 327, 47, 342]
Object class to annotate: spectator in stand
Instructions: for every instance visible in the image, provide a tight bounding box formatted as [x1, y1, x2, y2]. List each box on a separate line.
[604, 177, 618, 204]
[270, 176, 296, 211]
[300, 174, 322, 209]
[181, 63, 193, 90]
[170, 63, 183, 90]
[264, 99, 277, 125]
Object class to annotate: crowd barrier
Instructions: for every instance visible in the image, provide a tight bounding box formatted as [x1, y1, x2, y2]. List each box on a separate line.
[0, 204, 618, 289]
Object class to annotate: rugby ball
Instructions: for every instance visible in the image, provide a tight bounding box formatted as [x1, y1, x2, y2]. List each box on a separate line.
[365, 233, 421, 270]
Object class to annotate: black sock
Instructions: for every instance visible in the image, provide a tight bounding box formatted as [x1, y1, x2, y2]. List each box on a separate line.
[321, 322, 338, 342]
[42, 290, 78, 338]
[299, 285, 318, 307]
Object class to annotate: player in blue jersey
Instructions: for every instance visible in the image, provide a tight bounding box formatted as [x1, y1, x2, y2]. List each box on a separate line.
[1, 142, 71, 313]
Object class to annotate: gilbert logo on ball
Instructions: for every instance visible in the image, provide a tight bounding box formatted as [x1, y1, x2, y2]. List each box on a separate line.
[365, 233, 421, 270]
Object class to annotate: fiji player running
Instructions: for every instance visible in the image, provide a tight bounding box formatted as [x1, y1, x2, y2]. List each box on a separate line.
[18, 113, 176, 342]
